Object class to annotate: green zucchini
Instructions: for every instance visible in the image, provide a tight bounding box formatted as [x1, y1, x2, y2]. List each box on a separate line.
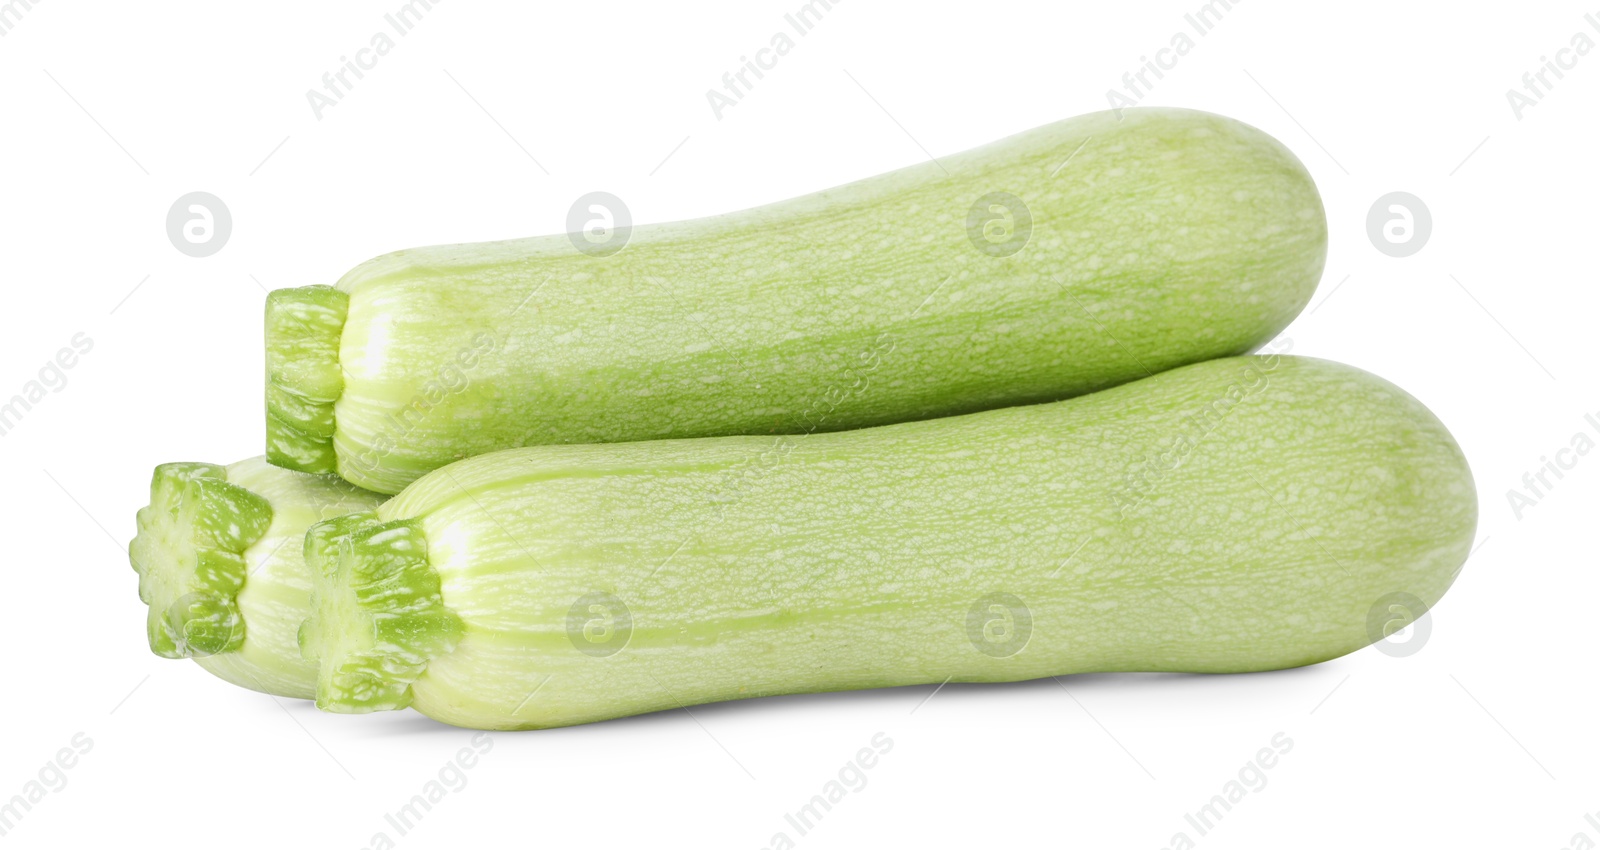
[267, 107, 1327, 494]
[299, 355, 1475, 730]
[129, 457, 385, 698]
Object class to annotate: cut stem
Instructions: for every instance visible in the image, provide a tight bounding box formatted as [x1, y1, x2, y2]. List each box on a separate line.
[130, 457, 384, 698]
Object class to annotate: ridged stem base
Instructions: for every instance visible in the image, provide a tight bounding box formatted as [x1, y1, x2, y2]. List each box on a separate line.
[129, 463, 273, 658]
[265, 285, 348, 474]
[301, 512, 464, 712]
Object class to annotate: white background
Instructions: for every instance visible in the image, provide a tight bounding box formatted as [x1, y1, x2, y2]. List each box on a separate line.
[0, 1, 1593, 847]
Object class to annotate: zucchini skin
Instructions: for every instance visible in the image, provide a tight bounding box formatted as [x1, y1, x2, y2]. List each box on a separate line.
[129, 457, 385, 698]
[269, 107, 1327, 494]
[303, 356, 1475, 729]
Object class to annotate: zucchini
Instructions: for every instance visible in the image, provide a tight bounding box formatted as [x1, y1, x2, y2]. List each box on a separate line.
[267, 107, 1327, 494]
[299, 356, 1475, 729]
[129, 457, 385, 698]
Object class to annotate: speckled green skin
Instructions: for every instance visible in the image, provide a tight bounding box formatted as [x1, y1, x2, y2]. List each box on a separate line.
[268, 107, 1327, 494]
[302, 356, 1475, 730]
[130, 457, 385, 698]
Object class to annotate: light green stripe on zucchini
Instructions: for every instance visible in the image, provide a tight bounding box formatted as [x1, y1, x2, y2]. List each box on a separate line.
[130, 457, 386, 699]
[268, 107, 1327, 494]
[300, 356, 1475, 730]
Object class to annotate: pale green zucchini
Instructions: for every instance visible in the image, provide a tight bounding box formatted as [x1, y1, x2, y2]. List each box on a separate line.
[299, 356, 1475, 730]
[267, 107, 1327, 494]
[129, 457, 385, 698]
